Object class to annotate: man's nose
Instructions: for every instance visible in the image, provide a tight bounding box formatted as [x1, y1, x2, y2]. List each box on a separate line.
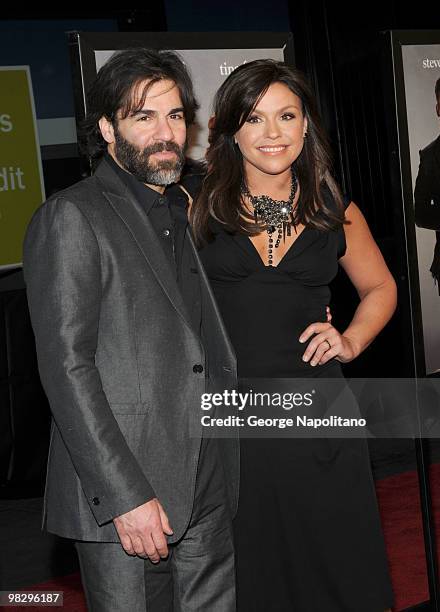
[153, 116, 174, 141]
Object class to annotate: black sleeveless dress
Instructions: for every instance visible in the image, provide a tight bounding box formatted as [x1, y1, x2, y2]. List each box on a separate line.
[198, 198, 394, 611]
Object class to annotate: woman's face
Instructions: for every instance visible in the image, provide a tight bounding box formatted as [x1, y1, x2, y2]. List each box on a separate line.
[234, 81, 308, 179]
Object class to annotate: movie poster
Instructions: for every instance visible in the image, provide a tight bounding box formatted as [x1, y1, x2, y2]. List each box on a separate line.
[401, 42, 440, 374]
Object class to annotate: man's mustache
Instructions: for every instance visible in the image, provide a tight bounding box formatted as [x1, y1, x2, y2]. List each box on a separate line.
[142, 142, 184, 156]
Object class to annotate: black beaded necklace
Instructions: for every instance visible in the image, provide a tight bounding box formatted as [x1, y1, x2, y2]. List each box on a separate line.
[241, 173, 299, 266]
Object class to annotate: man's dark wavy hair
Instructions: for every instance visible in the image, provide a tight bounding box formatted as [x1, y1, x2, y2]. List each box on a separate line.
[78, 48, 199, 160]
[435, 77, 440, 101]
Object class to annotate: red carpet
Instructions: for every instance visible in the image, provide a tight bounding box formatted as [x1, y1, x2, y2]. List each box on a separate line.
[1, 573, 87, 611]
[6, 465, 440, 611]
[375, 469, 430, 610]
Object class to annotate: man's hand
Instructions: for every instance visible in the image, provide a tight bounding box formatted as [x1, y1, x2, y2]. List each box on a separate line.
[113, 498, 173, 562]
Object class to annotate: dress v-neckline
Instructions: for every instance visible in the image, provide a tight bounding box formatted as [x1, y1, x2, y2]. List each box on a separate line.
[245, 225, 310, 269]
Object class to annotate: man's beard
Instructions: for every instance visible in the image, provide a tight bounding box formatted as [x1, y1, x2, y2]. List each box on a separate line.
[113, 126, 186, 186]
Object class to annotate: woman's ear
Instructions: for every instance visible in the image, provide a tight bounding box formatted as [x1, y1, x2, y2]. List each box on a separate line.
[303, 116, 308, 139]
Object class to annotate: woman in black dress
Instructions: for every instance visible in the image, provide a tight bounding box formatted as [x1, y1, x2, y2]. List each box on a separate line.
[191, 60, 396, 611]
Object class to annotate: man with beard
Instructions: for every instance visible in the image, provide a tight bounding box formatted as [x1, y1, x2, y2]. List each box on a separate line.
[414, 77, 440, 294]
[23, 48, 238, 611]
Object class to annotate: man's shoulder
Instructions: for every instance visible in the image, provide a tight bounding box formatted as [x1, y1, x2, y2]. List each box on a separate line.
[47, 173, 103, 204]
[36, 172, 107, 219]
[420, 134, 440, 159]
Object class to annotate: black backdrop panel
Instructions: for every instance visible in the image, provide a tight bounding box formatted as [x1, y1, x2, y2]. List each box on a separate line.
[0, 276, 51, 499]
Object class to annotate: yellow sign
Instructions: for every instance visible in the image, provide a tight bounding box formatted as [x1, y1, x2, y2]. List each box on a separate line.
[0, 67, 45, 267]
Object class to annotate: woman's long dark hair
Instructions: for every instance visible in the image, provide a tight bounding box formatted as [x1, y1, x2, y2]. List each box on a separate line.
[190, 59, 347, 245]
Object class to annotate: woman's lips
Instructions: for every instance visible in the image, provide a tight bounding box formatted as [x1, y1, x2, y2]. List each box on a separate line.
[257, 145, 288, 155]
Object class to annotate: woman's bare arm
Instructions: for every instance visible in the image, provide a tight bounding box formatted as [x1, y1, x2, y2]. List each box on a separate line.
[337, 202, 397, 359]
[299, 202, 397, 366]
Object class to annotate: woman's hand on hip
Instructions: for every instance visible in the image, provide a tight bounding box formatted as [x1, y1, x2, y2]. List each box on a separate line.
[299, 322, 358, 366]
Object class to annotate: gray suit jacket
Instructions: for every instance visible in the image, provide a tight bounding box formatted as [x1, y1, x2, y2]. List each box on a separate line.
[23, 157, 239, 543]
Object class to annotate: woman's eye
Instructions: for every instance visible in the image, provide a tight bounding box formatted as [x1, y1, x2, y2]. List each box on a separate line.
[246, 115, 261, 124]
[281, 113, 295, 120]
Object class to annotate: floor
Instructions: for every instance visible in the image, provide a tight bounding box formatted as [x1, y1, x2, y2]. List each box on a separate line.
[1, 438, 440, 592]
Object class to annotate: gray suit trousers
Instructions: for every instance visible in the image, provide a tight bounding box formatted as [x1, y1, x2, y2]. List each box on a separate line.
[75, 439, 235, 611]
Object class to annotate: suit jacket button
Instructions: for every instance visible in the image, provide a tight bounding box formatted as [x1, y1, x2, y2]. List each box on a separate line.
[193, 364, 204, 373]
[92, 497, 100, 505]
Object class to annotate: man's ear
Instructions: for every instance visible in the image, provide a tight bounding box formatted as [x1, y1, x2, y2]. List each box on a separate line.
[99, 116, 115, 144]
[436, 101, 440, 119]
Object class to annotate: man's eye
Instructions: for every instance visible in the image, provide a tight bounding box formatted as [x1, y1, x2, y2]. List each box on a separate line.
[137, 115, 151, 121]
[246, 115, 261, 124]
[170, 114, 184, 120]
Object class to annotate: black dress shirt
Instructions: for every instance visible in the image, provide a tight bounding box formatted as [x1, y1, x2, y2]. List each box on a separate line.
[105, 153, 201, 336]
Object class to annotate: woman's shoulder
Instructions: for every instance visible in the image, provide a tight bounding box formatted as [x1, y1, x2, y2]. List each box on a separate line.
[320, 182, 351, 213]
[318, 183, 350, 258]
[179, 158, 206, 199]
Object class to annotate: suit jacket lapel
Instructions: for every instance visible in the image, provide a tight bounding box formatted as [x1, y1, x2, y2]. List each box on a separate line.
[94, 158, 194, 333]
[187, 231, 236, 365]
